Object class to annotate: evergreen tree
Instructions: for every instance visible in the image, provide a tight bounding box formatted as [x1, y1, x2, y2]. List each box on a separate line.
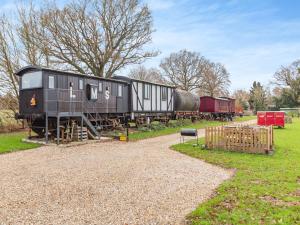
[248, 81, 267, 113]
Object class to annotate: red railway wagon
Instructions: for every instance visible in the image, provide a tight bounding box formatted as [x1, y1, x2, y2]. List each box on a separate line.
[220, 97, 235, 113]
[257, 111, 285, 128]
[199, 96, 235, 120]
[199, 96, 229, 112]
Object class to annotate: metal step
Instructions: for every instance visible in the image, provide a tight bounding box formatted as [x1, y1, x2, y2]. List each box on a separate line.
[81, 114, 100, 138]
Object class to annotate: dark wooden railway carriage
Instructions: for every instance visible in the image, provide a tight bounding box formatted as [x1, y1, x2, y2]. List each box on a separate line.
[16, 66, 130, 143]
[16, 66, 237, 144]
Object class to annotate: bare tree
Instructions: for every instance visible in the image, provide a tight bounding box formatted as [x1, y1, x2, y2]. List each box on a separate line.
[128, 65, 166, 84]
[232, 89, 250, 110]
[0, 0, 157, 114]
[0, 16, 21, 104]
[0, 5, 49, 113]
[160, 50, 209, 91]
[274, 60, 300, 87]
[17, 3, 51, 66]
[21, 0, 157, 77]
[273, 60, 300, 100]
[198, 62, 231, 97]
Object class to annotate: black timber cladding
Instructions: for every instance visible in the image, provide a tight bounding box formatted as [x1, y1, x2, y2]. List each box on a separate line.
[16, 66, 129, 116]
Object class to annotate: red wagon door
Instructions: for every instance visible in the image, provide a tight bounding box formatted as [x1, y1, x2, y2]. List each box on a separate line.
[275, 112, 285, 127]
[257, 111, 266, 126]
[266, 112, 275, 126]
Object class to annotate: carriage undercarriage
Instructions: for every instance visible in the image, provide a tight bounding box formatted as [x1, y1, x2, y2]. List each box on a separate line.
[23, 111, 234, 144]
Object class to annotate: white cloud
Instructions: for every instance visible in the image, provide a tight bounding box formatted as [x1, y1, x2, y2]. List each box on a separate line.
[139, 1, 300, 91]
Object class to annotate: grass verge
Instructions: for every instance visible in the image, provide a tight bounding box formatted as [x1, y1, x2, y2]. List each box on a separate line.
[172, 119, 300, 224]
[129, 116, 256, 141]
[129, 120, 222, 141]
[234, 115, 256, 122]
[0, 132, 40, 154]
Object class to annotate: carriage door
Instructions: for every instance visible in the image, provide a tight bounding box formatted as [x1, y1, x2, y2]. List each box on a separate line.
[68, 76, 78, 113]
[116, 84, 128, 113]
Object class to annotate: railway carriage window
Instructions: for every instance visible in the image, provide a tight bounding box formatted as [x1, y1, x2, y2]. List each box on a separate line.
[86, 84, 98, 100]
[48, 76, 55, 89]
[144, 84, 150, 99]
[21, 71, 42, 89]
[99, 82, 103, 92]
[162, 87, 167, 100]
[117, 84, 123, 97]
[79, 79, 83, 90]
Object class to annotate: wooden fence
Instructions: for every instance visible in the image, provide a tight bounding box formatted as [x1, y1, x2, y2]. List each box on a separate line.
[205, 125, 274, 154]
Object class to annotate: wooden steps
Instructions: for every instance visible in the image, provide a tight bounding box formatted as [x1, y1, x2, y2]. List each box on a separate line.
[73, 127, 88, 141]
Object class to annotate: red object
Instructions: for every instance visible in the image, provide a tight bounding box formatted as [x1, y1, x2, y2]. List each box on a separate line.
[257, 111, 285, 127]
[199, 96, 234, 113]
[257, 112, 266, 125]
[274, 111, 285, 127]
[226, 97, 236, 113]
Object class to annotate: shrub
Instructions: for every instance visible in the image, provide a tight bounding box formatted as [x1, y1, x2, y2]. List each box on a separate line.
[137, 126, 150, 132]
[177, 119, 192, 126]
[168, 120, 179, 128]
[150, 121, 166, 131]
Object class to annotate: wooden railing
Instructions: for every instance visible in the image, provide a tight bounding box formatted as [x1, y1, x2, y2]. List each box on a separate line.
[205, 125, 274, 154]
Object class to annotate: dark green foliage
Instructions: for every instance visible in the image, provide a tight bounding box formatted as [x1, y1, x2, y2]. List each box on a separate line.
[273, 88, 299, 109]
[150, 121, 166, 131]
[249, 81, 267, 113]
[137, 126, 150, 132]
[273, 60, 300, 109]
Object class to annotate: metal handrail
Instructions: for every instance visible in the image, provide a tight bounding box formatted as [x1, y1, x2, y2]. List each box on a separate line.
[45, 88, 118, 115]
[45, 88, 84, 113]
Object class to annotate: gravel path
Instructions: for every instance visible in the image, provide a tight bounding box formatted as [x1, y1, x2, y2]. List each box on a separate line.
[0, 120, 255, 225]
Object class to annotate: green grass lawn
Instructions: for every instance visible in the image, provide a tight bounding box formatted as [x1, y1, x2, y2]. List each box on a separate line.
[129, 120, 223, 141]
[234, 115, 256, 122]
[0, 132, 40, 154]
[172, 119, 300, 224]
[129, 116, 256, 141]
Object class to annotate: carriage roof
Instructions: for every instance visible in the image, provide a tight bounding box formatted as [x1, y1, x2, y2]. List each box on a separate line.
[15, 65, 128, 84]
[112, 75, 175, 88]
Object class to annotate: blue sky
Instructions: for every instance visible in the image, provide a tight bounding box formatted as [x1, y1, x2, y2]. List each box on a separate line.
[1, 0, 300, 91]
[143, 0, 300, 91]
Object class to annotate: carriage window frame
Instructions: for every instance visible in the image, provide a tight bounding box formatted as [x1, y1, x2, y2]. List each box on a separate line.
[162, 87, 167, 100]
[144, 84, 150, 99]
[117, 84, 123, 97]
[87, 83, 98, 101]
[21, 71, 43, 90]
[99, 81, 103, 92]
[48, 75, 55, 89]
[79, 79, 83, 90]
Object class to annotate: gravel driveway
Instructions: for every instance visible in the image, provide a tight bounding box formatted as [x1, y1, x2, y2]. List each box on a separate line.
[0, 120, 255, 225]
